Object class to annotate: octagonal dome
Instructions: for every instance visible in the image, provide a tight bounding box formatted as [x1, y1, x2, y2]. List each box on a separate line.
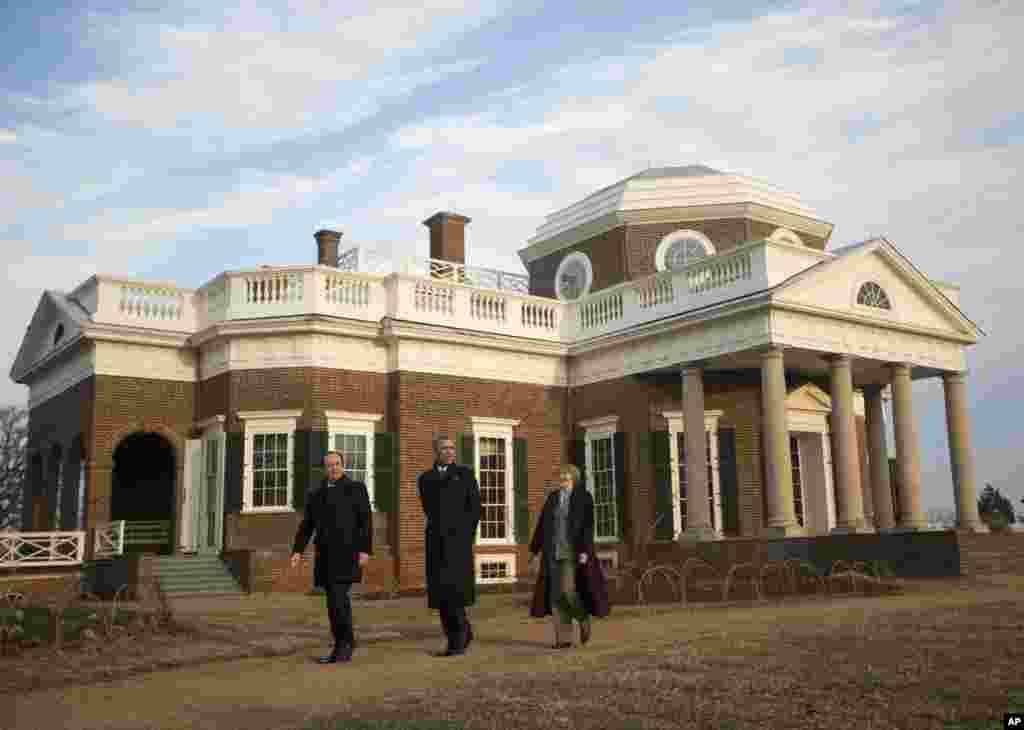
[525, 165, 824, 249]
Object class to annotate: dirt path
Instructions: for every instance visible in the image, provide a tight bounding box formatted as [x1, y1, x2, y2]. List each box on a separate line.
[5, 576, 1023, 730]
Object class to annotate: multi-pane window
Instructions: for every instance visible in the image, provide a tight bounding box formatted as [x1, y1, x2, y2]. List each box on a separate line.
[677, 433, 715, 530]
[590, 436, 617, 539]
[478, 437, 508, 540]
[252, 433, 289, 508]
[791, 436, 804, 527]
[334, 434, 368, 484]
[856, 281, 891, 309]
[479, 561, 509, 580]
[204, 439, 220, 549]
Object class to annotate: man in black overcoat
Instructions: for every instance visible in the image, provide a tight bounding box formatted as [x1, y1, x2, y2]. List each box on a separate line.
[291, 450, 372, 664]
[417, 434, 482, 656]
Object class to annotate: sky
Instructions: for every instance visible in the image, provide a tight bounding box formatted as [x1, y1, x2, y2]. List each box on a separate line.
[1, 0, 1021, 516]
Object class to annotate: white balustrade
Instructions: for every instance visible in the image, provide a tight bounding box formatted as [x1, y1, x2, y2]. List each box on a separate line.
[93, 520, 125, 558]
[324, 273, 371, 308]
[469, 291, 507, 322]
[635, 273, 676, 309]
[520, 301, 559, 331]
[578, 290, 624, 331]
[686, 249, 753, 294]
[80, 238, 829, 348]
[413, 281, 455, 316]
[0, 530, 86, 567]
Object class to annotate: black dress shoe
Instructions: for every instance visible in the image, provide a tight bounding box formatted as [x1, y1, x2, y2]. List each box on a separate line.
[317, 646, 353, 664]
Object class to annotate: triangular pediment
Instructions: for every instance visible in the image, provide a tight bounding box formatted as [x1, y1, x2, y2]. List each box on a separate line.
[772, 238, 980, 340]
[786, 383, 831, 412]
[10, 292, 89, 383]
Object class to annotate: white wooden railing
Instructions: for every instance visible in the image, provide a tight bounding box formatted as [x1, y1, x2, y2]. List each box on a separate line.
[0, 530, 86, 568]
[80, 238, 830, 343]
[93, 520, 125, 559]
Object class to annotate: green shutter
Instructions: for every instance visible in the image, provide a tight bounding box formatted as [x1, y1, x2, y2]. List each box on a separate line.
[513, 438, 529, 543]
[312, 430, 328, 487]
[613, 432, 626, 541]
[718, 428, 739, 535]
[292, 430, 309, 511]
[651, 430, 673, 541]
[458, 433, 475, 471]
[373, 432, 399, 513]
[224, 432, 243, 514]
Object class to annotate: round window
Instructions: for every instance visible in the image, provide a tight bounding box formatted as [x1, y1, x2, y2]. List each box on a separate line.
[554, 251, 593, 301]
[655, 230, 715, 272]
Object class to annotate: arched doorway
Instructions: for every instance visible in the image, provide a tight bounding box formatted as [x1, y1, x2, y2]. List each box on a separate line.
[112, 432, 176, 554]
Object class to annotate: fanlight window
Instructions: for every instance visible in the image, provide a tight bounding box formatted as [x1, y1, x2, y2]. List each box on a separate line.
[655, 230, 715, 272]
[856, 281, 891, 310]
[554, 251, 593, 301]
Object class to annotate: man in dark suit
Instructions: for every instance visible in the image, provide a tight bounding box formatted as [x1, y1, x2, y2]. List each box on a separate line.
[417, 434, 481, 656]
[291, 450, 372, 664]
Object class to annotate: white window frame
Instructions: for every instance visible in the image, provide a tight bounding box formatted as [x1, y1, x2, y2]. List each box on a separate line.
[474, 552, 517, 584]
[325, 410, 383, 510]
[554, 251, 594, 301]
[655, 229, 716, 272]
[580, 415, 619, 543]
[238, 409, 302, 513]
[662, 410, 723, 538]
[470, 416, 520, 546]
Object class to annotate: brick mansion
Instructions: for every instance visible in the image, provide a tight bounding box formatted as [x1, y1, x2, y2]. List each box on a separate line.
[11, 165, 988, 593]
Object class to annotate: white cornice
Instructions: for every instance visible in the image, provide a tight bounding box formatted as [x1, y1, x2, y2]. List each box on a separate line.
[381, 318, 569, 357]
[577, 415, 619, 430]
[770, 300, 978, 345]
[82, 323, 192, 347]
[236, 409, 303, 421]
[469, 416, 521, 430]
[324, 411, 384, 427]
[188, 315, 381, 348]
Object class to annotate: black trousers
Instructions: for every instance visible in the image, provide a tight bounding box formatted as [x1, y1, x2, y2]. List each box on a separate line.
[325, 581, 354, 648]
[438, 596, 469, 648]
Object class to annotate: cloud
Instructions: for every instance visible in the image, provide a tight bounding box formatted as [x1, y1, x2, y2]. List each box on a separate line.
[0, 130, 16, 144]
[53, 160, 373, 244]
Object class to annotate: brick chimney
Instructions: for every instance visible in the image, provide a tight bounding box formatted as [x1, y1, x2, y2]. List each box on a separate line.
[315, 229, 342, 266]
[422, 212, 470, 264]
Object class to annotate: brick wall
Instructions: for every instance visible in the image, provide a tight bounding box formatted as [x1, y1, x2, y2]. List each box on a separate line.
[527, 218, 828, 301]
[391, 371, 567, 590]
[91, 375, 197, 538]
[527, 226, 627, 298]
[624, 219, 749, 280]
[571, 372, 768, 544]
[956, 531, 1024, 576]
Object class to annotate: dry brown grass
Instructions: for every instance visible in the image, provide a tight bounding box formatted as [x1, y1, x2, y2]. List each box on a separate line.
[5, 575, 1024, 730]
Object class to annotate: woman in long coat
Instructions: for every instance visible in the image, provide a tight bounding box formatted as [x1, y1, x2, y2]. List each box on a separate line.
[529, 464, 610, 648]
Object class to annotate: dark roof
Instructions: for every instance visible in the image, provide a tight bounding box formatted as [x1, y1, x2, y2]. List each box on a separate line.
[626, 165, 725, 181]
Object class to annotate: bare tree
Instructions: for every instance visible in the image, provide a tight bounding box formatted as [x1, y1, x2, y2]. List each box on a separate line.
[0, 405, 27, 530]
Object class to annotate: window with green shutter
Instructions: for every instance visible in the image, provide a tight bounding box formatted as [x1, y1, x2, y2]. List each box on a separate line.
[513, 438, 529, 543]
